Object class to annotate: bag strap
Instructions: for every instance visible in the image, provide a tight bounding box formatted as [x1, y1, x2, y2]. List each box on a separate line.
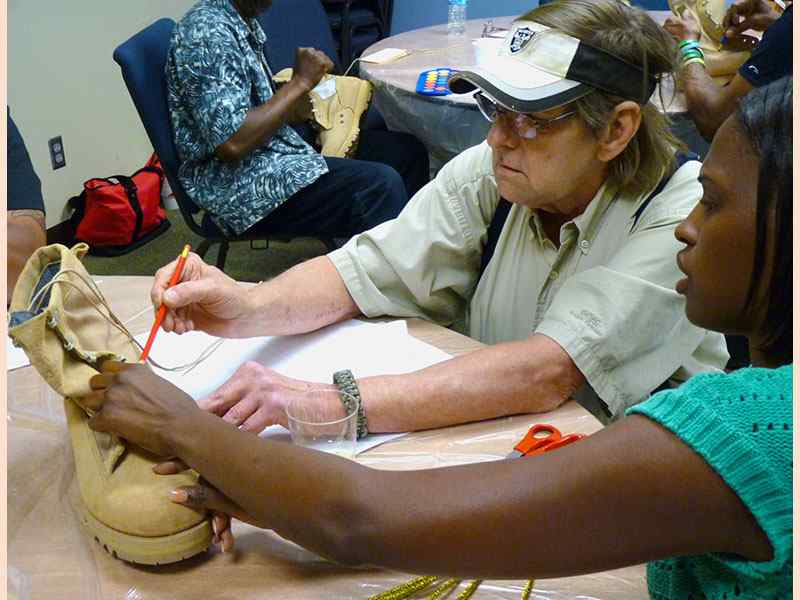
[111, 174, 145, 246]
[478, 197, 512, 282]
[629, 151, 699, 232]
[131, 165, 164, 181]
[67, 191, 88, 232]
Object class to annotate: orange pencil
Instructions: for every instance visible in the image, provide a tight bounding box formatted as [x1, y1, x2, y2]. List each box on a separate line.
[139, 244, 191, 363]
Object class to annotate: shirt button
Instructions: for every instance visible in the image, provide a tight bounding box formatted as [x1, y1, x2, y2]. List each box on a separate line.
[579, 239, 590, 254]
[549, 271, 559, 281]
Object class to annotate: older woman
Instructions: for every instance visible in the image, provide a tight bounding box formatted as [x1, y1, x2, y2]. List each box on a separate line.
[136, 0, 729, 435]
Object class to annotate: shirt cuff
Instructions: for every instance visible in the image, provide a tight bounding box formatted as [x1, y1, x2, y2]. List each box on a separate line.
[535, 318, 627, 417]
[328, 246, 384, 318]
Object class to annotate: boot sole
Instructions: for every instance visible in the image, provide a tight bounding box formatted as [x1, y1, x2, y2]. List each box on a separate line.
[75, 498, 213, 565]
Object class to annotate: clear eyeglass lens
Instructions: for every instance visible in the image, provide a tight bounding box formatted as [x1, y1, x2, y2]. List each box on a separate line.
[476, 93, 539, 140]
[512, 114, 539, 139]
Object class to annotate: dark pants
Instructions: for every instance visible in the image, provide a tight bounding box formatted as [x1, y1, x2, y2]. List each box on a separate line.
[252, 129, 429, 239]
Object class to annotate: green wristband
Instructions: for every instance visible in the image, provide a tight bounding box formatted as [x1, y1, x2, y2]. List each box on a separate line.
[680, 46, 704, 57]
[679, 39, 701, 49]
[333, 369, 368, 439]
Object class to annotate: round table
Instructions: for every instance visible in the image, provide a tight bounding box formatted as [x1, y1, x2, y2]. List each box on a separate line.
[360, 12, 688, 171]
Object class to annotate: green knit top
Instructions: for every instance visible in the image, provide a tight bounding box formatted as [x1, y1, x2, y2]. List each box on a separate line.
[627, 365, 792, 599]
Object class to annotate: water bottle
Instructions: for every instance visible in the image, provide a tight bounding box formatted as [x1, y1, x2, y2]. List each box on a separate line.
[447, 0, 467, 36]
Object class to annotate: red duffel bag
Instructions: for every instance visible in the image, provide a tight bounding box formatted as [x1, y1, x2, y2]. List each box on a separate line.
[68, 154, 170, 256]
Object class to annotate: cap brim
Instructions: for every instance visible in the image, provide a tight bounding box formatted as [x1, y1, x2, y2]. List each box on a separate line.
[450, 65, 592, 113]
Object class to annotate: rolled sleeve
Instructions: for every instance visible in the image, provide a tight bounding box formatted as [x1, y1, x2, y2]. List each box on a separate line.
[536, 163, 708, 416]
[172, 30, 251, 149]
[329, 144, 497, 324]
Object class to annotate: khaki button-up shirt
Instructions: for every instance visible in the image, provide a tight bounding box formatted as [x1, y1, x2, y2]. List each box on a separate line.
[329, 142, 728, 416]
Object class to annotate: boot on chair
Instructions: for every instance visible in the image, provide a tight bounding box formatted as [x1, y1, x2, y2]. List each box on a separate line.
[8, 243, 212, 565]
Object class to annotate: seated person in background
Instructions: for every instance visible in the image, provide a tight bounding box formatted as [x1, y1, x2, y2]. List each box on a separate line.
[167, 0, 430, 241]
[90, 75, 793, 599]
[664, 0, 792, 140]
[7, 109, 47, 305]
[146, 0, 729, 433]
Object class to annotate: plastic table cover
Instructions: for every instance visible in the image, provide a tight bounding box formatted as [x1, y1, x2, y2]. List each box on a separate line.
[8, 276, 647, 600]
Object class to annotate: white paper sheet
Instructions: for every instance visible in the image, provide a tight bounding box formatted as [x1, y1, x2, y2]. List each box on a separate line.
[7, 336, 31, 371]
[136, 320, 454, 455]
[359, 47, 411, 64]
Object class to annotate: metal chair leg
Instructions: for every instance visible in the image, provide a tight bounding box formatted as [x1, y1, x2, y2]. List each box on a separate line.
[215, 241, 230, 271]
[196, 239, 212, 260]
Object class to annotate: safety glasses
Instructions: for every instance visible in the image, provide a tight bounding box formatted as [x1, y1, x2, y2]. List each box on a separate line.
[474, 92, 577, 140]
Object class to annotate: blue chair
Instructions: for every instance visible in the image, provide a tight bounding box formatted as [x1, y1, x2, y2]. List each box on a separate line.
[113, 18, 333, 271]
[257, 0, 387, 131]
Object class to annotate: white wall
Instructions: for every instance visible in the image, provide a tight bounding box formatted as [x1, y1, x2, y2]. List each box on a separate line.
[8, 0, 196, 227]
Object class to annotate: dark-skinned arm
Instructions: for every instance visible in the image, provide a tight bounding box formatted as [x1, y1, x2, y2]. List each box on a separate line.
[8, 210, 47, 304]
[663, 13, 754, 140]
[680, 66, 753, 141]
[87, 364, 771, 576]
[215, 47, 332, 162]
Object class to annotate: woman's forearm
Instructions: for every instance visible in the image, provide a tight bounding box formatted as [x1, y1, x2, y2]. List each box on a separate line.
[242, 256, 361, 336]
[170, 408, 372, 563]
[359, 333, 586, 433]
[170, 412, 770, 577]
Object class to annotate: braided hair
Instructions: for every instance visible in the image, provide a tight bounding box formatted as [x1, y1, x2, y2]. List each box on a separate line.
[736, 76, 793, 365]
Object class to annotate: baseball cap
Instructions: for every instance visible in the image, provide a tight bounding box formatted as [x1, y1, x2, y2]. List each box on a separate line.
[449, 20, 658, 113]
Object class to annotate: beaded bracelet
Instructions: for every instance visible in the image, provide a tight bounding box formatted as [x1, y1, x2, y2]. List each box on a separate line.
[333, 369, 368, 439]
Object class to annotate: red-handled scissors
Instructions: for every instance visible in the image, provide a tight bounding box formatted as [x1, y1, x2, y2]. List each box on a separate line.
[507, 423, 585, 459]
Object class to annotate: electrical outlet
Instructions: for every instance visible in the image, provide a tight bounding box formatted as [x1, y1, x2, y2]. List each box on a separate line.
[48, 136, 66, 170]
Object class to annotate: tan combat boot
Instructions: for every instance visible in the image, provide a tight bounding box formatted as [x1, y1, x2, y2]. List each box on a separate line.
[8, 243, 212, 565]
[273, 68, 373, 158]
[669, 0, 753, 85]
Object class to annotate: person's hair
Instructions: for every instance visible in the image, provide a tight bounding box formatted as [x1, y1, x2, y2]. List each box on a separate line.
[522, 0, 685, 197]
[735, 76, 793, 365]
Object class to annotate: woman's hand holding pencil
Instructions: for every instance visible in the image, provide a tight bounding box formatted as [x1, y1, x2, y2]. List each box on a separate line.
[149, 248, 255, 339]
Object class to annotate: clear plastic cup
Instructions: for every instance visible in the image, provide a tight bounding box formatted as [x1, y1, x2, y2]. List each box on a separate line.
[285, 388, 359, 459]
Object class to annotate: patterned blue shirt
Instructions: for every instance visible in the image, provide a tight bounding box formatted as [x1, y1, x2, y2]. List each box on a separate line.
[166, 0, 328, 234]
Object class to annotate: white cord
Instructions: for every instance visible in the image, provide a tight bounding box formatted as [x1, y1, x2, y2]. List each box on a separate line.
[343, 57, 362, 77]
[27, 269, 224, 374]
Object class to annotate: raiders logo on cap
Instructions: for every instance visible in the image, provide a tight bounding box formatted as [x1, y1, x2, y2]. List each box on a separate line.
[449, 20, 658, 112]
[509, 27, 535, 53]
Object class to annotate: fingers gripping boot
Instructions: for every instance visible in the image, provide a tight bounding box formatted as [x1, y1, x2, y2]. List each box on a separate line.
[668, 0, 751, 84]
[8, 243, 212, 565]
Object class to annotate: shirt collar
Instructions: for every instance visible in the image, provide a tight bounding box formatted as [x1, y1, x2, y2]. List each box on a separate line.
[528, 181, 617, 246]
[211, 0, 267, 45]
